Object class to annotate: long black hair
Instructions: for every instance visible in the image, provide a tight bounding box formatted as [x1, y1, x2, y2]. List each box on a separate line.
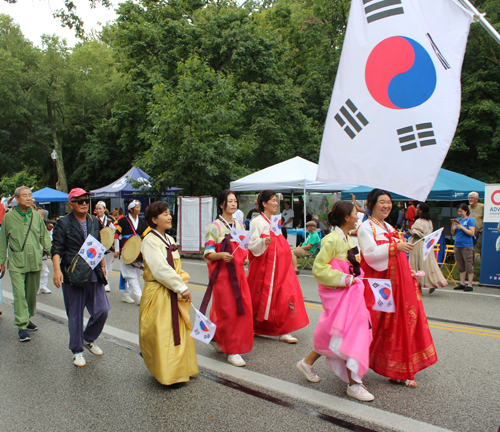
[328, 201, 355, 228]
[417, 202, 431, 220]
[217, 189, 238, 216]
[366, 189, 392, 215]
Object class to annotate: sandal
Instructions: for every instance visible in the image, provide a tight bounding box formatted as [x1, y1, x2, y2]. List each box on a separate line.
[389, 378, 418, 388]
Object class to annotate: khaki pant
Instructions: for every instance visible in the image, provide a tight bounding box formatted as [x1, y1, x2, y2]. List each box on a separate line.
[9, 270, 40, 329]
[291, 248, 313, 259]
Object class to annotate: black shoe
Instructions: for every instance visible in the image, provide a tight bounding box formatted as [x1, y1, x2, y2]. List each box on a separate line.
[454, 284, 466, 290]
[27, 321, 38, 331]
[19, 329, 31, 342]
[464, 285, 473, 292]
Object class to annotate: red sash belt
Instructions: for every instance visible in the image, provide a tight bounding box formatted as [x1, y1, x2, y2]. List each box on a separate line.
[200, 234, 245, 316]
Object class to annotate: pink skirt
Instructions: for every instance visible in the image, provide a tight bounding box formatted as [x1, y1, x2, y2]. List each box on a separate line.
[313, 258, 372, 383]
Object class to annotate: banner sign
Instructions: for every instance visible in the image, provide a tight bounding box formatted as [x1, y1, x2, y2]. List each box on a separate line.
[479, 184, 500, 286]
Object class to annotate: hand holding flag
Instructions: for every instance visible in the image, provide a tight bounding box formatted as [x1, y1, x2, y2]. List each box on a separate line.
[230, 227, 251, 251]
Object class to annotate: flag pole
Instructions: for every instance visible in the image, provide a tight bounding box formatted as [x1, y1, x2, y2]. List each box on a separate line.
[458, 0, 500, 45]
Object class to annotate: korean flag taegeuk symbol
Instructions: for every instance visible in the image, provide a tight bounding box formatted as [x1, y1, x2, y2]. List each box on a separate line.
[422, 227, 443, 262]
[230, 227, 251, 250]
[270, 214, 282, 236]
[78, 234, 107, 270]
[190, 306, 216, 344]
[368, 278, 395, 313]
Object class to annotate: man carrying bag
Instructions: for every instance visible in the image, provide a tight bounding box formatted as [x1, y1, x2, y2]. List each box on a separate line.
[52, 188, 110, 367]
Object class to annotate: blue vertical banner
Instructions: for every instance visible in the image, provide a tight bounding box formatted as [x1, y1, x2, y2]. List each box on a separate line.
[479, 184, 500, 286]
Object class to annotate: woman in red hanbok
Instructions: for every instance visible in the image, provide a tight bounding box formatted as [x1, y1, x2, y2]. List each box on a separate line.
[203, 190, 253, 367]
[247, 190, 309, 343]
[357, 189, 437, 388]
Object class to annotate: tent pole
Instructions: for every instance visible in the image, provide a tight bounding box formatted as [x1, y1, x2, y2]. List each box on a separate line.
[303, 186, 306, 235]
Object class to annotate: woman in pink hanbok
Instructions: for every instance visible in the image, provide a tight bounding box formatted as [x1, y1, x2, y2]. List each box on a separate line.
[296, 201, 374, 402]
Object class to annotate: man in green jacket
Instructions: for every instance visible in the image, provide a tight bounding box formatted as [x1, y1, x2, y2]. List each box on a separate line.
[0, 186, 52, 342]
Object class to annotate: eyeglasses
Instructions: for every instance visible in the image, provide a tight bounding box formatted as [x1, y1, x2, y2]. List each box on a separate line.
[71, 198, 90, 205]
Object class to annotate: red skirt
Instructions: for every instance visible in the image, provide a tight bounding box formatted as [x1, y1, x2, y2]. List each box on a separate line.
[362, 242, 437, 380]
[247, 233, 309, 336]
[207, 242, 253, 355]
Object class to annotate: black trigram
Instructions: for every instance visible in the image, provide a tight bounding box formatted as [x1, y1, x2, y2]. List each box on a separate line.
[364, 0, 404, 24]
[372, 282, 379, 288]
[377, 299, 384, 307]
[334, 99, 369, 139]
[397, 123, 436, 152]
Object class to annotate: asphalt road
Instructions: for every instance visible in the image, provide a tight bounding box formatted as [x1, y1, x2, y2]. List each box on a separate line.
[1, 257, 499, 432]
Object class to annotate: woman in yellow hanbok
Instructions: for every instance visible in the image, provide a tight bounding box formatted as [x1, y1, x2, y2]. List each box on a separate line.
[140, 201, 198, 385]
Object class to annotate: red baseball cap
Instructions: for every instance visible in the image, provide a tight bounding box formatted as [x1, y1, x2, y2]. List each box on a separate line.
[68, 188, 89, 201]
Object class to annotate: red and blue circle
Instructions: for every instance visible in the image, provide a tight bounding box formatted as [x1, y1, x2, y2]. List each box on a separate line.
[379, 287, 391, 300]
[199, 321, 210, 332]
[86, 248, 97, 259]
[365, 36, 436, 110]
[426, 239, 435, 249]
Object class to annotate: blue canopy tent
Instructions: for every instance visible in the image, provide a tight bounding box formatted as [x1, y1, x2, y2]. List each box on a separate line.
[341, 168, 485, 201]
[32, 187, 69, 202]
[90, 167, 181, 215]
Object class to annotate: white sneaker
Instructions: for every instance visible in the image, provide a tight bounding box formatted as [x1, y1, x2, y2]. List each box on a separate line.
[38, 288, 51, 294]
[296, 359, 321, 382]
[122, 295, 135, 304]
[210, 340, 224, 353]
[105, 285, 111, 292]
[73, 353, 86, 367]
[227, 354, 246, 367]
[84, 341, 103, 356]
[347, 383, 375, 401]
[279, 334, 298, 344]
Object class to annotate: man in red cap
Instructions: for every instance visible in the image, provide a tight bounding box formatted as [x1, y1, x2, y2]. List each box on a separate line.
[51, 188, 110, 367]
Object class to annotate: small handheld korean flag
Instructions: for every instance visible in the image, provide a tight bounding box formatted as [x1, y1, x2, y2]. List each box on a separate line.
[78, 235, 107, 270]
[230, 227, 251, 250]
[422, 228, 443, 262]
[368, 278, 395, 313]
[270, 214, 282, 236]
[190, 306, 216, 344]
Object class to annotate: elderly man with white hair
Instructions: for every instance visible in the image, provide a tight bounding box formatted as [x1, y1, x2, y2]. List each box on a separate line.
[114, 200, 150, 304]
[0, 186, 52, 342]
[468, 191, 484, 258]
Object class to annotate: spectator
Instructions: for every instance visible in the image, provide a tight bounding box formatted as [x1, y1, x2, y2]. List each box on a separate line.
[283, 201, 294, 229]
[312, 216, 325, 236]
[291, 221, 321, 273]
[246, 199, 260, 221]
[38, 204, 49, 222]
[452, 203, 475, 292]
[468, 191, 484, 258]
[406, 200, 417, 229]
[350, 194, 368, 222]
[0, 198, 6, 227]
[396, 202, 406, 229]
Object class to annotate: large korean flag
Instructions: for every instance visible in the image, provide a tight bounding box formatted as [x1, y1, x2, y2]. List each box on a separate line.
[317, 0, 473, 201]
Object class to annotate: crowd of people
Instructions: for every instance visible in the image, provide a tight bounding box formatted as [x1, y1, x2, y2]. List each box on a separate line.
[0, 185, 485, 401]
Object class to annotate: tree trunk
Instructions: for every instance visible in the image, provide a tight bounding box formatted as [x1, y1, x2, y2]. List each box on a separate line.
[47, 99, 68, 193]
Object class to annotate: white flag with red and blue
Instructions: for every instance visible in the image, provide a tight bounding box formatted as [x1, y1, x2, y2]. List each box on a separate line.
[317, 0, 473, 201]
[190, 306, 216, 344]
[78, 234, 107, 270]
[367, 278, 395, 313]
[422, 227, 443, 262]
[230, 227, 251, 250]
[270, 214, 282, 236]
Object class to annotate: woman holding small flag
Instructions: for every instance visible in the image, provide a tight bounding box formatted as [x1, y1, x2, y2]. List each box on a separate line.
[247, 190, 309, 343]
[358, 189, 437, 388]
[296, 201, 375, 402]
[202, 190, 253, 367]
[139, 201, 198, 385]
[408, 203, 447, 294]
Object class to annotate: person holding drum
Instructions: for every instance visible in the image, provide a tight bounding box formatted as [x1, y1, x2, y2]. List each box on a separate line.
[95, 201, 115, 292]
[114, 200, 150, 304]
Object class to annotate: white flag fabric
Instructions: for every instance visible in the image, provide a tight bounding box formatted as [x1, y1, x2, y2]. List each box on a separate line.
[317, 0, 472, 201]
[270, 214, 282, 236]
[230, 227, 251, 250]
[78, 234, 107, 270]
[190, 306, 216, 344]
[422, 227, 443, 262]
[368, 278, 395, 313]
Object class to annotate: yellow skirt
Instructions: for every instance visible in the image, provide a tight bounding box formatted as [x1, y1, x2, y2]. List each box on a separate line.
[139, 281, 199, 385]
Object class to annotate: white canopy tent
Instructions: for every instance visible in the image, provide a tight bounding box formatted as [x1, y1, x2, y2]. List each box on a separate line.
[230, 157, 356, 229]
